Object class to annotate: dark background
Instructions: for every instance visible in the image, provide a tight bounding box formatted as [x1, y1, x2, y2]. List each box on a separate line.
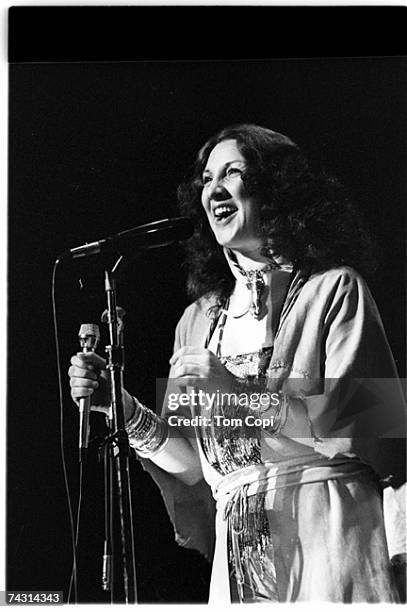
[7, 6, 406, 604]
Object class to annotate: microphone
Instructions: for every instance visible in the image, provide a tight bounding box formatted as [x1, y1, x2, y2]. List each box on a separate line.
[62, 216, 194, 260]
[78, 323, 100, 462]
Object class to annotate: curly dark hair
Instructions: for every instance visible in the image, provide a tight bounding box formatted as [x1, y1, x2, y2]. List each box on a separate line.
[177, 124, 377, 304]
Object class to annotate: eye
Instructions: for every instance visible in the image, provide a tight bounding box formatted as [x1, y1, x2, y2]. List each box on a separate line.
[202, 175, 212, 185]
[226, 167, 243, 178]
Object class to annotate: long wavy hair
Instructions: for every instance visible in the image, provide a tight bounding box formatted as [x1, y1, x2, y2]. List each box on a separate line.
[177, 124, 377, 305]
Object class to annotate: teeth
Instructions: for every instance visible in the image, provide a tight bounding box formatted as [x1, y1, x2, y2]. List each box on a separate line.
[214, 206, 237, 219]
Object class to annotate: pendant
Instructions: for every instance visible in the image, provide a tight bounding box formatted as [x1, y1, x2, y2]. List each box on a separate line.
[245, 270, 266, 319]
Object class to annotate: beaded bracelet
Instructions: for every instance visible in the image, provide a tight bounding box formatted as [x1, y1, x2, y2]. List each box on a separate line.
[125, 397, 169, 457]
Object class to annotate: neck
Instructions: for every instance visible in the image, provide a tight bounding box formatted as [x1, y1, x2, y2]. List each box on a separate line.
[229, 248, 270, 272]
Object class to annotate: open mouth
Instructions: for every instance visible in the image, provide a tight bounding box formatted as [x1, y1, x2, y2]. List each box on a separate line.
[213, 204, 238, 222]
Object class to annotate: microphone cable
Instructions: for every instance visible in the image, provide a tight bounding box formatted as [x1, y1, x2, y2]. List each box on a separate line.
[52, 258, 79, 603]
[67, 463, 84, 604]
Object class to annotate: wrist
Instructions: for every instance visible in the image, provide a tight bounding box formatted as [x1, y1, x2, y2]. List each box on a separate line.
[125, 398, 169, 457]
[123, 391, 138, 423]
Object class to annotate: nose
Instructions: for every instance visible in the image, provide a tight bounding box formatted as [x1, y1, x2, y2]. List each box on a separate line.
[207, 176, 230, 202]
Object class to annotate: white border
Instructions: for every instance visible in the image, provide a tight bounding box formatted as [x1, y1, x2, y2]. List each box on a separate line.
[1, 1, 405, 610]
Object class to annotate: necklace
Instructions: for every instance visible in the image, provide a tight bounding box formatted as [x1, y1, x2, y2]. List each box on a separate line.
[205, 267, 298, 360]
[243, 268, 269, 319]
[234, 263, 273, 320]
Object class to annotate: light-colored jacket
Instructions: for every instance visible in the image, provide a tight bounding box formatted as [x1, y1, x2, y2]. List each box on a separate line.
[140, 266, 406, 565]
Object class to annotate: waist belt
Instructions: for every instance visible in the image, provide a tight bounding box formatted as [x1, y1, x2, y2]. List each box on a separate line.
[213, 456, 374, 505]
[210, 457, 376, 603]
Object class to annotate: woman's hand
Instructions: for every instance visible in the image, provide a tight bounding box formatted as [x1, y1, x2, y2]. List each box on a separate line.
[68, 352, 111, 415]
[169, 346, 235, 395]
[68, 352, 136, 421]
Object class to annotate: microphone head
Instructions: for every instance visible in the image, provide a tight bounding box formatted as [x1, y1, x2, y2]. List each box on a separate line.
[78, 323, 100, 351]
[62, 216, 195, 261]
[116, 216, 194, 251]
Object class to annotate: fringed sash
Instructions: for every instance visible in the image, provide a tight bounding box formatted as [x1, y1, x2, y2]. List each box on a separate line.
[210, 457, 376, 603]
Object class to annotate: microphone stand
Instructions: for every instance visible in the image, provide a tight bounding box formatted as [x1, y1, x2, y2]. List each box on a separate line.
[102, 266, 137, 603]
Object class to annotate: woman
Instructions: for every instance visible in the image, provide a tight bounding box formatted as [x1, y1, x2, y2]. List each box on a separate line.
[69, 124, 405, 602]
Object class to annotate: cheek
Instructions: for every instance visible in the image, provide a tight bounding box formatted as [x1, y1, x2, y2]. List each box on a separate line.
[242, 199, 258, 222]
[201, 194, 212, 220]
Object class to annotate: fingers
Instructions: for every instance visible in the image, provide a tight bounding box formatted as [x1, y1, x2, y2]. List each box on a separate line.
[69, 354, 105, 390]
[70, 378, 99, 405]
[172, 376, 199, 389]
[68, 364, 98, 381]
[170, 346, 213, 365]
[68, 352, 112, 411]
[170, 348, 223, 380]
[70, 373, 99, 403]
[71, 352, 106, 370]
[171, 353, 212, 379]
[173, 355, 209, 369]
[71, 385, 96, 399]
[69, 355, 100, 402]
[172, 363, 204, 379]
[70, 374, 99, 389]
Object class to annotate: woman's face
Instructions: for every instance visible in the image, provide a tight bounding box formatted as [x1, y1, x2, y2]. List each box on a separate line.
[201, 139, 263, 256]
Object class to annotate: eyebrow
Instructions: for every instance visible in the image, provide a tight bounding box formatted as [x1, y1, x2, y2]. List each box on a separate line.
[202, 159, 246, 175]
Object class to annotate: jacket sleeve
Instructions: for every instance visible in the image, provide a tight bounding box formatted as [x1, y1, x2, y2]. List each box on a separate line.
[305, 271, 406, 478]
[299, 270, 406, 562]
[137, 308, 216, 561]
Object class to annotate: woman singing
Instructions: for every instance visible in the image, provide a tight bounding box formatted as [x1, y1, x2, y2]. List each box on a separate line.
[68, 124, 406, 603]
